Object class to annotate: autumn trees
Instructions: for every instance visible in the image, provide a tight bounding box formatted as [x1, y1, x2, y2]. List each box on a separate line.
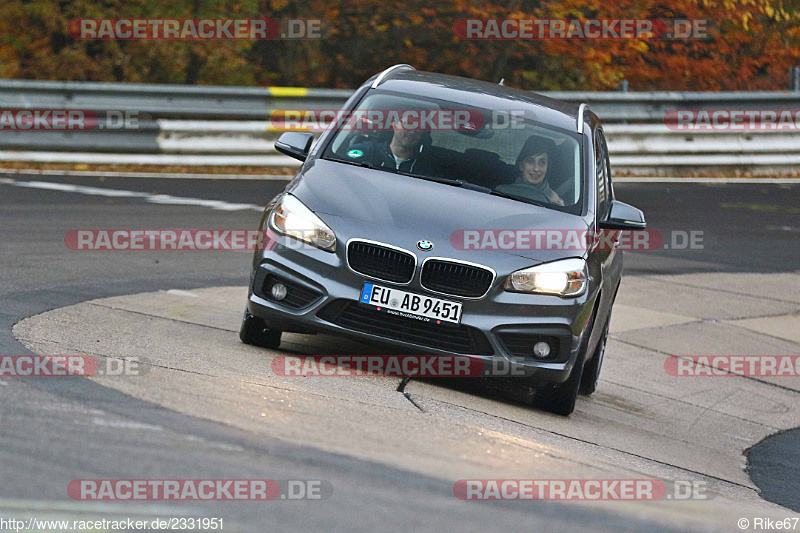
[0, 0, 797, 90]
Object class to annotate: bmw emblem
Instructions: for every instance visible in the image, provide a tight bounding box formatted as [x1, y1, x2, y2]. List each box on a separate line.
[416, 240, 434, 252]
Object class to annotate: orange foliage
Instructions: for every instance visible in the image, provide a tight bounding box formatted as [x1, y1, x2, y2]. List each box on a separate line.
[0, 0, 797, 90]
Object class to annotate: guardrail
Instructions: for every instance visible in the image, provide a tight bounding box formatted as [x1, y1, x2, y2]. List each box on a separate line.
[1, 79, 798, 173]
[604, 125, 800, 170]
[0, 79, 350, 119]
[3, 79, 799, 121]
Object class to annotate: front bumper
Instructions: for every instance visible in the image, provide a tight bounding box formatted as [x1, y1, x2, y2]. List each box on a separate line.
[246, 235, 596, 385]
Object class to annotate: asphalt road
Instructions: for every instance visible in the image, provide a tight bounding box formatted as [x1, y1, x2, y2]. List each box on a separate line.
[1, 173, 799, 531]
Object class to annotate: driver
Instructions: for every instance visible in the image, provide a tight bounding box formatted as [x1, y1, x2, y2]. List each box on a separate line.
[496, 135, 564, 206]
[344, 119, 433, 173]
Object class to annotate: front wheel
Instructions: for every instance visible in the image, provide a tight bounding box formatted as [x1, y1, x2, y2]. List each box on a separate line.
[580, 318, 608, 396]
[239, 307, 282, 349]
[532, 360, 584, 416]
[530, 302, 598, 416]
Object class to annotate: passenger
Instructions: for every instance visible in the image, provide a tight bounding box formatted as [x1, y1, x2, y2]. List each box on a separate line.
[496, 135, 565, 206]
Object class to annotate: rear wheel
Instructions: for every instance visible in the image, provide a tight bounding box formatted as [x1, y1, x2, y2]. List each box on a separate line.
[239, 308, 282, 349]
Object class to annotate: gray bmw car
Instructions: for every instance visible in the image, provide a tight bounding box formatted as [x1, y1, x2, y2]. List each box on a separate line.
[240, 65, 645, 415]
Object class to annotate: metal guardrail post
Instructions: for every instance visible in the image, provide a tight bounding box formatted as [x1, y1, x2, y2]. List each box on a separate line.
[617, 80, 629, 124]
[791, 66, 800, 92]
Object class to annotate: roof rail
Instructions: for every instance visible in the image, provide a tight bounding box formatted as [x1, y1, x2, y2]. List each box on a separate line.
[576, 103, 588, 134]
[371, 64, 415, 89]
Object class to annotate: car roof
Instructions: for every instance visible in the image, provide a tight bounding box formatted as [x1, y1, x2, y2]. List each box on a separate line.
[369, 69, 582, 134]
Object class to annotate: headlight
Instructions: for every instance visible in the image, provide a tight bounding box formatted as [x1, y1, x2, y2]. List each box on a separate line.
[268, 194, 336, 252]
[504, 258, 587, 297]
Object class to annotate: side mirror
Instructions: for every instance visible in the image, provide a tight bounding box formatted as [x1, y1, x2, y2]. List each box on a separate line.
[275, 132, 315, 161]
[599, 200, 646, 230]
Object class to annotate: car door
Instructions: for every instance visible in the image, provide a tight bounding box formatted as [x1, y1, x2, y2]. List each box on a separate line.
[599, 128, 623, 297]
[585, 127, 619, 359]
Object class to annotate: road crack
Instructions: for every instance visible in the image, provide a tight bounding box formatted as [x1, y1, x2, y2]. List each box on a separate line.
[397, 377, 424, 412]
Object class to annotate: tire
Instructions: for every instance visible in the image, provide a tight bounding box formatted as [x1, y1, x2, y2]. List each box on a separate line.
[580, 317, 608, 396]
[530, 302, 598, 416]
[239, 308, 282, 349]
[532, 357, 584, 416]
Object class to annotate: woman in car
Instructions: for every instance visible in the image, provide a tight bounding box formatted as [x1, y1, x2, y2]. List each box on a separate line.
[496, 135, 565, 206]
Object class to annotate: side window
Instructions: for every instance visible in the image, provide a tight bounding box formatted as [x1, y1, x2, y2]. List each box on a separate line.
[602, 131, 613, 203]
[594, 129, 609, 219]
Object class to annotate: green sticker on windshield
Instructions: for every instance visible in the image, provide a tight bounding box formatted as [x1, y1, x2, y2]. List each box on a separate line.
[347, 149, 363, 158]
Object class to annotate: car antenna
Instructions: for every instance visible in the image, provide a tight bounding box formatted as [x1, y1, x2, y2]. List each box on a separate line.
[498, 78, 505, 86]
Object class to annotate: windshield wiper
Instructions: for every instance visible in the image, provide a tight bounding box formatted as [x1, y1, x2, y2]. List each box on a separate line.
[335, 159, 501, 195]
[489, 189, 549, 208]
[391, 169, 552, 208]
[344, 158, 377, 169]
[390, 170, 494, 192]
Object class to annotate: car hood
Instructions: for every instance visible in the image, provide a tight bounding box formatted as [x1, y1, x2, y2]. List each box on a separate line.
[287, 159, 589, 263]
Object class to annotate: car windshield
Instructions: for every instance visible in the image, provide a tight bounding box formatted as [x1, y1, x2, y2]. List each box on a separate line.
[322, 91, 583, 214]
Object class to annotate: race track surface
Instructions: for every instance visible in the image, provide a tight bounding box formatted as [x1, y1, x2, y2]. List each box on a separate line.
[1, 174, 799, 531]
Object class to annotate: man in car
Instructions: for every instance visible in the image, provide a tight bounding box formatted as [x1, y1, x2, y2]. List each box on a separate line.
[345, 118, 434, 173]
[496, 135, 565, 206]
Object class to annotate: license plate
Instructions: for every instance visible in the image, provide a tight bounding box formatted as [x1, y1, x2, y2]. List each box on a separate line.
[359, 283, 462, 325]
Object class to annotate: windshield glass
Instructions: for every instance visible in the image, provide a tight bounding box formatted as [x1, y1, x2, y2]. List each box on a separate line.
[321, 91, 583, 213]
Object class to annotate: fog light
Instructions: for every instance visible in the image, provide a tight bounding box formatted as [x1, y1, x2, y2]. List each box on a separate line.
[270, 283, 287, 301]
[533, 341, 551, 359]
